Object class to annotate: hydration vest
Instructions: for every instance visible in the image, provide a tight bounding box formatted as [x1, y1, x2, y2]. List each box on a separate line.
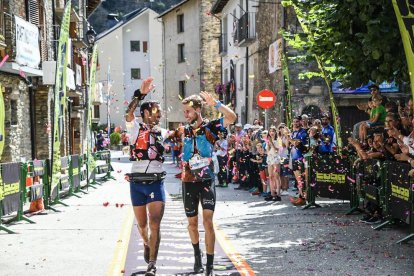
[130, 123, 164, 163]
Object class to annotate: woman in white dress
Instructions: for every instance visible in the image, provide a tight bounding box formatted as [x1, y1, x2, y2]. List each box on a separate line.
[265, 126, 282, 201]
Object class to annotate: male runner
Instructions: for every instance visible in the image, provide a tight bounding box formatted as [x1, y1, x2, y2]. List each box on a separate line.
[179, 92, 236, 275]
[125, 77, 168, 276]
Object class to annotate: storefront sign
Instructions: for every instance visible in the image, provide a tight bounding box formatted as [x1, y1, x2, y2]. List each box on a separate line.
[15, 16, 40, 68]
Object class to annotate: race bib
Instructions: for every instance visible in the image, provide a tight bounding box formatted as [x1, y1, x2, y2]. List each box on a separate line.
[189, 154, 210, 171]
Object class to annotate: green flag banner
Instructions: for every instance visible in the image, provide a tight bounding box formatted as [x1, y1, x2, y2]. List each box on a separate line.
[393, 0, 414, 101]
[0, 84, 5, 159]
[51, 1, 71, 199]
[87, 45, 98, 174]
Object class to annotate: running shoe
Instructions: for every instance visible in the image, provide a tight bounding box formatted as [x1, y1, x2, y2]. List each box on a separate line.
[264, 195, 274, 201]
[194, 253, 204, 273]
[249, 187, 258, 193]
[143, 244, 150, 264]
[145, 263, 156, 276]
[261, 192, 270, 197]
[251, 191, 261, 196]
[272, 196, 282, 201]
[280, 191, 290, 196]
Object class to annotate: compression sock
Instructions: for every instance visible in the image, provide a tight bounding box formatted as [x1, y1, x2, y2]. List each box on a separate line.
[206, 254, 214, 267]
[192, 242, 201, 256]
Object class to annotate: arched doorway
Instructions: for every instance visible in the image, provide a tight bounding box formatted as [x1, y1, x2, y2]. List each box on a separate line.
[301, 105, 322, 120]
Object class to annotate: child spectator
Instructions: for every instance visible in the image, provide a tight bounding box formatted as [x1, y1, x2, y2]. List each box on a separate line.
[359, 96, 386, 143]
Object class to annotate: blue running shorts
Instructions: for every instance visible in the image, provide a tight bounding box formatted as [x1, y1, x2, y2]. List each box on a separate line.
[129, 180, 166, 206]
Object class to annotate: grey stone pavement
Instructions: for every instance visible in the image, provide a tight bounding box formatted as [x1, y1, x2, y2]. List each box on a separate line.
[0, 151, 413, 276]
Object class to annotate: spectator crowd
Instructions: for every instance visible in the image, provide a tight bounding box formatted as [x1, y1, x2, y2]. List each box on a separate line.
[168, 84, 414, 222]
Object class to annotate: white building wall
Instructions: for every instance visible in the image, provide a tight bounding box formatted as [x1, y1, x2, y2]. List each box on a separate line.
[162, 0, 201, 126]
[97, 27, 124, 129]
[221, 0, 248, 124]
[96, 9, 163, 129]
[148, 9, 164, 126]
[219, 0, 258, 125]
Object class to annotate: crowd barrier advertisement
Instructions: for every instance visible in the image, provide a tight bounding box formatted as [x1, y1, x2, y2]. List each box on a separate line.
[309, 154, 351, 200]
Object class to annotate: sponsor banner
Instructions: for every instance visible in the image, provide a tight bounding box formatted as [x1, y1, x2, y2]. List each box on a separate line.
[393, 0, 414, 101]
[0, 162, 21, 214]
[268, 38, 282, 73]
[387, 161, 411, 224]
[71, 155, 80, 190]
[310, 155, 351, 200]
[14, 16, 41, 68]
[51, 2, 71, 200]
[33, 160, 45, 177]
[0, 84, 4, 158]
[30, 183, 43, 201]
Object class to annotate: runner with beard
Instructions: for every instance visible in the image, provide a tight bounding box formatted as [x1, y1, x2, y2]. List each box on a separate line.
[125, 77, 169, 276]
[176, 92, 236, 275]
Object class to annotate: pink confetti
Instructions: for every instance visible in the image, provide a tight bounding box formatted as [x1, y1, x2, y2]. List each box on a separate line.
[328, 185, 334, 192]
[0, 54, 9, 67]
[347, 176, 355, 183]
[19, 69, 26, 78]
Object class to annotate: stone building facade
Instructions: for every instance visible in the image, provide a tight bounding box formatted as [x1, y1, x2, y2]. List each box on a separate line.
[254, 4, 329, 126]
[0, 77, 31, 162]
[0, 0, 101, 162]
[159, 0, 221, 128]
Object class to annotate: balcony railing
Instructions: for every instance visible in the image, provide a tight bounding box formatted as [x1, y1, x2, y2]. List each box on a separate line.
[219, 33, 228, 55]
[237, 12, 256, 47]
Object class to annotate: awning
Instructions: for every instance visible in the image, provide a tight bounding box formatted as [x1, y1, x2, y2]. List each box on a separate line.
[0, 62, 43, 77]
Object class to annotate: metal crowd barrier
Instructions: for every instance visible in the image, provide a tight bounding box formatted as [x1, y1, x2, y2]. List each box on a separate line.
[304, 154, 352, 209]
[91, 150, 115, 184]
[0, 151, 115, 234]
[306, 154, 414, 244]
[0, 162, 34, 234]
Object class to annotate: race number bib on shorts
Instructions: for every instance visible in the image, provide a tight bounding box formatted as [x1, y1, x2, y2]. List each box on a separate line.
[189, 154, 210, 170]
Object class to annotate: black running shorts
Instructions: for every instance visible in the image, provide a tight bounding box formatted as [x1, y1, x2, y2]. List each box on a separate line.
[182, 180, 216, 217]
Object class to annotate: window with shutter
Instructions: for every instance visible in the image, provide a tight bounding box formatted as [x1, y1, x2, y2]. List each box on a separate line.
[28, 0, 40, 26]
[0, 0, 5, 44]
[28, 0, 48, 62]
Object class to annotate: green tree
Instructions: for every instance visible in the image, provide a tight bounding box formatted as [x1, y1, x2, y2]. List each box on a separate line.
[282, 0, 408, 88]
[110, 132, 121, 146]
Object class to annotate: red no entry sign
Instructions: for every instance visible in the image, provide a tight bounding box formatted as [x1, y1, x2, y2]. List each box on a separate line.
[257, 89, 276, 109]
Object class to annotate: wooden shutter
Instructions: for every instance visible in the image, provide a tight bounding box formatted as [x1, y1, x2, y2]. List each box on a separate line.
[143, 41, 148, 53]
[28, 0, 40, 26]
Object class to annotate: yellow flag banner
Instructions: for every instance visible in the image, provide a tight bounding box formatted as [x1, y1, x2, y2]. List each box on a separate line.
[50, 1, 71, 200]
[0, 84, 4, 159]
[393, 0, 414, 101]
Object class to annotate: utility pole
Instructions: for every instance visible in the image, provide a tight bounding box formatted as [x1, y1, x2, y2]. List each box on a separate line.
[107, 63, 111, 138]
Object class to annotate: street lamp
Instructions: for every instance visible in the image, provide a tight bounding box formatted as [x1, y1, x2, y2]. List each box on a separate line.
[86, 26, 97, 46]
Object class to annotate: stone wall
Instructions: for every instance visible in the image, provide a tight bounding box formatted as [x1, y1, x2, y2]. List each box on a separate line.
[254, 5, 330, 125]
[284, 7, 329, 118]
[34, 87, 51, 160]
[255, 3, 284, 126]
[0, 75, 32, 162]
[199, 0, 221, 119]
